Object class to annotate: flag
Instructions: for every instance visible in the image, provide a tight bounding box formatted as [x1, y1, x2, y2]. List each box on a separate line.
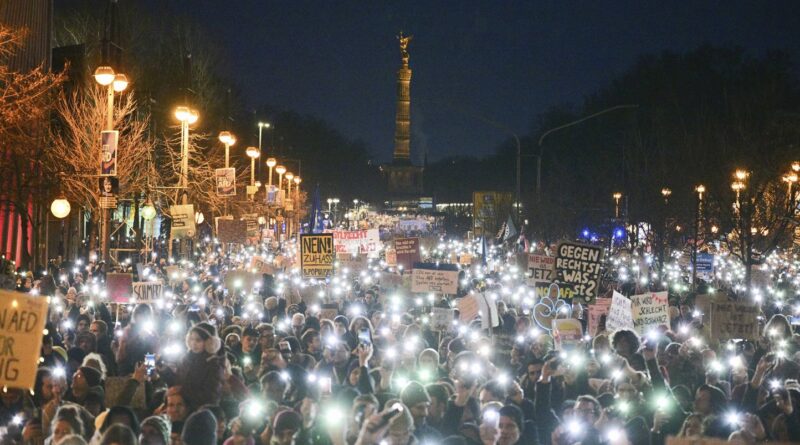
[503, 215, 517, 241]
[480, 236, 488, 265]
[306, 185, 325, 234]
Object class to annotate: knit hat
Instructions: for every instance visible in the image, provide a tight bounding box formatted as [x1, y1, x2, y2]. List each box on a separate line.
[400, 381, 431, 408]
[141, 416, 172, 445]
[79, 366, 102, 387]
[187, 322, 222, 354]
[273, 409, 302, 434]
[181, 409, 217, 445]
[499, 404, 523, 431]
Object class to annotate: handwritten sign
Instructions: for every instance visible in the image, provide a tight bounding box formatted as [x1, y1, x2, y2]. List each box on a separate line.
[412, 264, 459, 294]
[332, 229, 381, 257]
[215, 167, 236, 196]
[606, 291, 634, 333]
[710, 301, 759, 340]
[131, 281, 163, 304]
[587, 298, 612, 336]
[554, 241, 603, 303]
[528, 253, 555, 281]
[300, 234, 334, 278]
[394, 237, 421, 270]
[250, 256, 275, 275]
[319, 303, 339, 321]
[430, 307, 455, 332]
[106, 273, 133, 304]
[337, 253, 368, 273]
[0, 290, 48, 389]
[630, 291, 669, 335]
[458, 294, 480, 322]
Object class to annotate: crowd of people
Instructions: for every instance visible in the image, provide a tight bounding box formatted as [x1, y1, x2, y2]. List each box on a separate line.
[3, 236, 800, 445]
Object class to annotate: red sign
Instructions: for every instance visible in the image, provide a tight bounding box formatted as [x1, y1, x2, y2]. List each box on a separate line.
[106, 273, 133, 304]
[394, 237, 420, 270]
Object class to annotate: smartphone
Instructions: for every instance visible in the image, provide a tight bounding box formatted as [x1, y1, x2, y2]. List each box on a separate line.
[482, 409, 500, 428]
[144, 353, 156, 376]
[319, 376, 332, 396]
[279, 341, 292, 355]
[358, 328, 372, 347]
[368, 403, 403, 433]
[791, 316, 800, 326]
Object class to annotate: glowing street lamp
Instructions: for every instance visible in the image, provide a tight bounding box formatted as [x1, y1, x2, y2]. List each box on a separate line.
[141, 201, 157, 221]
[50, 196, 71, 219]
[246, 146, 260, 187]
[258, 122, 271, 178]
[792, 161, 800, 173]
[691, 184, 706, 291]
[612, 192, 622, 219]
[266, 158, 277, 188]
[285, 172, 295, 197]
[175, 107, 199, 193]
[218, 131, 236, 168]
[275, 165, 286, 197]
[293, 176, 302, 199]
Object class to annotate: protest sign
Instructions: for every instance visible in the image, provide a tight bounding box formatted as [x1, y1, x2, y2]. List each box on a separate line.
[587, 298, 612, 336]
[710, 301, 759, 340]
[250, 256, 275, 275]
[531, 280, 575, 300]
[169, 204, 196, 239]
[458, 294, 480, 322]
[338, 253, 368, 273]
[394, 237, 421, 270]
[165, 266, 182, 286]
[0, 290, 48, 389]
[215, 168, 236, 196]
[242, 214, 259, 239]
[131, 281, 163, 304]
[553, 318, 584, 351]
[224, 270, 260, 293]
[630, 291, 669, 335]
[100, 130, 118, 176]
[98, 177, 119, 209]
[694, 252, 715, 281]
[300, 234, 334, 278]
[411, 263, 459, 294]
[380, 272, 404, 290]
[606, 291, 634, 333]
[554, 241, 603, 303]
[217, 219, 248, 244]
[430, 307, 455, 332]
[106, 273, 133, 303]
[332, 229, 381, 257]
[528, 253, 555, 281]
[385, 247, 397, 267]
[473, 292, 500, 329]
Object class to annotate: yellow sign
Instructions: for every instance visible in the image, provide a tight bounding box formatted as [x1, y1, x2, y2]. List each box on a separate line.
[0, 290, 48, 389]
[300, 234, 334, 278]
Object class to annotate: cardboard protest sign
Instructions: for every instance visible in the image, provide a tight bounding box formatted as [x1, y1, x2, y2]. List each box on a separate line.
[337, 253, 368, 273]
[630, 291, 669, 335]
[474, 292, 500, 329]
[169, 205, 196, 239]
[385, 248, 397, 267]
[217, 219, 248, 244]
[250, 256, 275, 275]
[394, 237, 421, 270]
[554, 241, 603, 303]
[380, 272, 404, 290]
[710, 301, 759, 340]
[0, 290, 48, 389]
[215, 168, 236, 196]
[587, 298, 612, 336]
[106, 273, 133, 303]
[300, 234, 334, 278]
[332, 229, 381, 257]
[430, 307, 455, 332]
[411, 263, 459, 294]
[131, 281, 163, 304]
[606, 291, 634, 333]
[457, 294, 480, 322]
[165, 266, 182, 286]
[553, 318, 584, 350]
[528, 253, 555, 281]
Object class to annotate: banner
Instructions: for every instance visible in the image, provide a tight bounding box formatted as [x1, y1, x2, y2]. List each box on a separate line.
[710, 301, 759, 340]
[606, 291, 634, 333]
[554, 241, 603, 303]
[131, 281, 163, 304]
[394, 237, 421, 270]
[411, 264, 459, 294]
[215, 168, 236, 196]
[170, 204, 196, 239]
[98, 177, 119, 209]
[430, 307, 455, 331]
[106, 273, 133, 304]
[587, 298, 612, 336]
[528, 253, 555, 281]
[0, 290, 48, 389]
[630, 291, 669, 335]
[553, 318, 584, 351]
[332, 229, 381, 257]
[100, 130, 118, 176]
[300, 234, 334, 278]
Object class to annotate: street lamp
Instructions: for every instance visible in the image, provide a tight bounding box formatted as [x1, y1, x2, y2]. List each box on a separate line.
[285, 172, 294, 197]
[266, 158, 277, 188]
[792, 161, 800, 173]
[784, 171, 798, 211]
[141, 201, 157, 221]
[50, 196, 71, 219]
[246, 146, 260, 186]
[612, 192, 622, 219]
[275, 165, 286, 199]
[660, 188, 672, 203]
[175, 106, 199, 194]
[218, 131, 236, 168]
[258, 122, 271, 179]
[293, 176, 301, 197]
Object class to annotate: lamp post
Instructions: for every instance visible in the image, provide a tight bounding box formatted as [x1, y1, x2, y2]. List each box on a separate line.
[218, 131, 236, 168]
[258, 122, 271, 179]
[245, 147, 260, 186]
[266, 158, 277, 188]
[293, 176, 301, 201]
[275, 165, 286, 197]
[691, 184, 705, 291]
[94, 66, 127, 263]
[285, 172, 294, 197]
[783, 172, 798, 211]
[612, 192, 622, 219]
[174, 106, 199, 195]
[660, 188, 672, 267]
[141, 200, 156, 262]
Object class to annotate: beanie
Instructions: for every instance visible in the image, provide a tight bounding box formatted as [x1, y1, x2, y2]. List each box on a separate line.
[400, 381, 431, 408]
[499, 404, 523, 431]
[181, 409, 217, 445]
[141, 416, 171, 445]
[273, 409, 302, 434]
[79, 366, 102, 387]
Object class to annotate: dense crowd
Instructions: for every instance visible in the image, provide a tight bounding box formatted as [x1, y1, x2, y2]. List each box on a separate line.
[3, 237, 800, 445]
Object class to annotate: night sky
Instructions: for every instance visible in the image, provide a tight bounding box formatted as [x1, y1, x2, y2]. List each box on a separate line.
[149, 1, 798, 163]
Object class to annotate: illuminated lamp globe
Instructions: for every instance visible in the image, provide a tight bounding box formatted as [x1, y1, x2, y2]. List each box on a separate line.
[187, 109, 199, 124]
[195, 212, 205, 225]
[174, 106, 190, 122]
[285, 172, 294, 182]
[293, 176, 302, 186]
[93, 66, 115, 86]
[112, 73, 129, 92]
[246, 146, 260, 159]
[266, 158, 277, 168]
[219, 131, 233, 145]
[141, 201, 157, 221]
[50, 197, 71, 219]
[275, 165, 286, 175]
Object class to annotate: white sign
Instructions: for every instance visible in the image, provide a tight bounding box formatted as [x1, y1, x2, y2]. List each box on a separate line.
[630, 291, 669, 335]
[430, 307, 455, 331]
[606, 291, 634, 333]
[131, 281, 164, 304]
[170, 204, 196, 239]
[412, 267, 459, 294]
[528, 253, 555, 281]
[332, 229, 381, 257]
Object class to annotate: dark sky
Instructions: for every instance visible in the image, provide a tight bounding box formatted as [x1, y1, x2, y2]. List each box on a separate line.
[163, 1, 798, 163]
